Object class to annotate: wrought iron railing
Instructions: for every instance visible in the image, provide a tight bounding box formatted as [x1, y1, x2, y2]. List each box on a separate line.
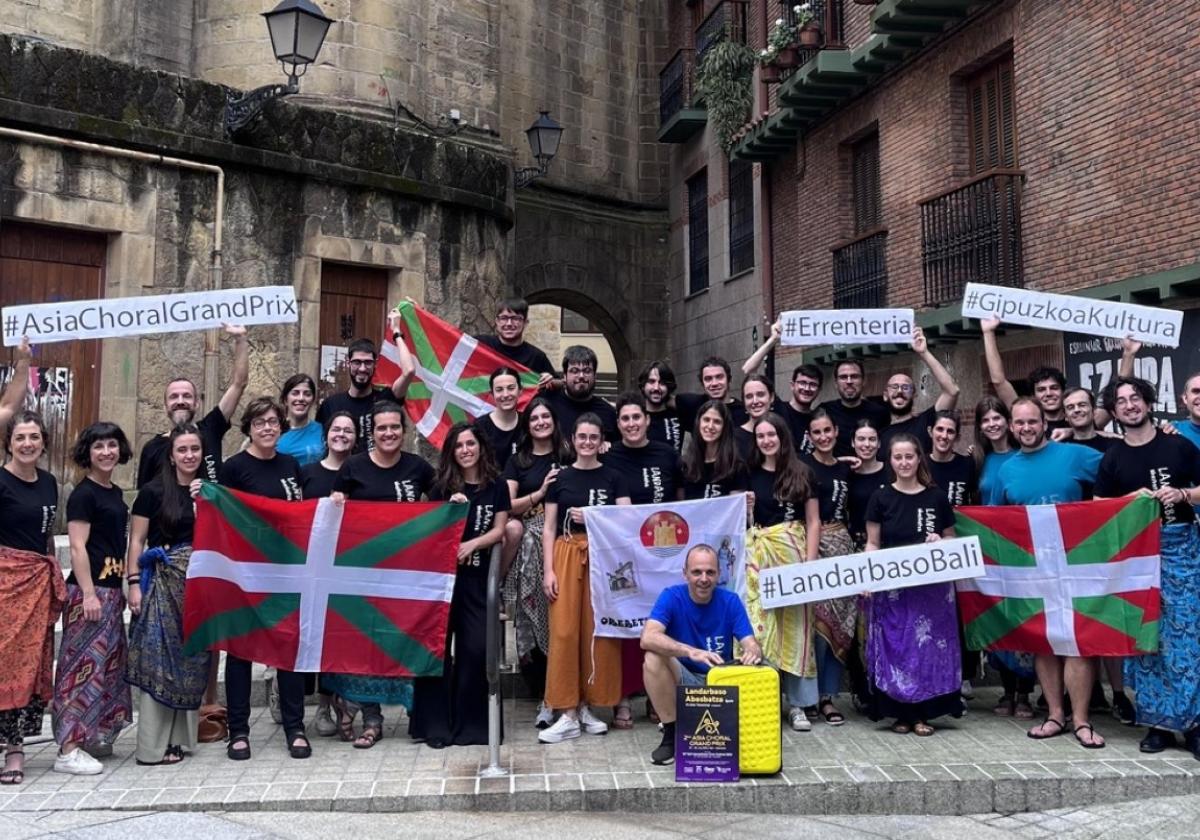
[696, 0, 749, 65]
[660, 49, 696, 126]
[778, 0, 844, 81]
[920, 170, 1024, 307]
[832, 228, 888, 309]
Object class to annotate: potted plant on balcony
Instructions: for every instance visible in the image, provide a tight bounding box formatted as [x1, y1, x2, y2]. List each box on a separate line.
[794, 3, 821, 48]
[759, 49, 782, 83]
[696, 29, 758, 151]
[763, 17, 800, 69]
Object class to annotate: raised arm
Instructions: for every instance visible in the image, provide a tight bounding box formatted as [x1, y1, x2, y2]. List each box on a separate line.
[741, 318, 781, 376]
[980, 316, 1018, 407]
[0, 337, 32, 435]
[217, 324, 250, 422]
[912, 327, 960, 411]
[388, 308, 417, 399]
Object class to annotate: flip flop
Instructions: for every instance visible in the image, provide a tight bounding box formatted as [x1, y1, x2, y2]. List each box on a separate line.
[1027, 716, 1066, 740]
[1073, 723, 1105, 750]
[612, 704, 634, 730]
[354, 725, 383, 749]
[0, 749, 24, 785]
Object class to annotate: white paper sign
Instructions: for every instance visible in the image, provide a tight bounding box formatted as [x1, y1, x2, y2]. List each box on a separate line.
[2, 286, 299, 346]
[779, 309, 915, 347]
[960, 283, 1183, 348]
[758, 536, 984, 610]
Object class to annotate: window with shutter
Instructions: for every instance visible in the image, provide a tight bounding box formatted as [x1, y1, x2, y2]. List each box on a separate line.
[967, 56, 1017, 174]
[687, 170, 709, 295]
[728, 160, 754, 275]
[851, 131, 881, 234]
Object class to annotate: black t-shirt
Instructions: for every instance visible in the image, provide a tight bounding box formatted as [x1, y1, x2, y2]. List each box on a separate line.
[748, 466, 808, 527]
[218, 451, 303, 500]
[733, 426, 755, 461]
[804, 455, 851, 525]
[543, 391, 618, 442]
[848, 467, 889, 544]
[865, 484, 956, 549]
[315, 387, 397, 454]
[1046, 417, 1070, 433]
[503, 452, 562, 498]
[131, 479, 196, 547]
[546, 464, 630, 535]
[432, 479, 512, 573]
[781, 403, 815, 454]
[1095, 432, 1200, 525]
[473, 413, 520, 469]
[474, 335, 555, 376]
[682, 460, 750, 501]
[819, 398, 891, 458]
[300, 462, 341, 499]
[0, 467, 58, 553]
[1067, 435, 1117, 454]
[647, 407, 685, 454]
[65, 478, 129, 588]
[879, 406, 938, 460]
[137, 406, 231, 488]
[602, 441, 683, 505]
[333, 451, 434, 502]
[929, 453, 977, 508]
[676, 393, 748, 433]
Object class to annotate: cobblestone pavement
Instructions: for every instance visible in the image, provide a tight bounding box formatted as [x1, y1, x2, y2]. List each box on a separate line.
[2, 689, 1199, 816]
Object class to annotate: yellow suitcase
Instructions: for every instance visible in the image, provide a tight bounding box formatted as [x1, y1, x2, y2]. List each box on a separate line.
[705, 664, 782, 775]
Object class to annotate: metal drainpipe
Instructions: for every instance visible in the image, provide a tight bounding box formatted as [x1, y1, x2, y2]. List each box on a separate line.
[756, 0, 777, 373]
[0, 126, 226, 404]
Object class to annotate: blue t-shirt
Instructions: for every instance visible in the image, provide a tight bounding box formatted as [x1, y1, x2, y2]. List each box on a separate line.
[978, 449, 1017, 506]
[997, 441, 1102, 505]
[1172, 420, 1200, 513]
[278, 421, 325, 467]
[648, 585, 753, 674]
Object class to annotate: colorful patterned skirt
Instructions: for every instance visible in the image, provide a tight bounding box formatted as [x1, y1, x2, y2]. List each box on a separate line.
[52, 585, 132, 747]
[125, 545, 211, 710]
[505, 512, 550, 663]
[0, 545, 65, 745]
[814, 523, 858, 663]
[745, 522, 815, 680]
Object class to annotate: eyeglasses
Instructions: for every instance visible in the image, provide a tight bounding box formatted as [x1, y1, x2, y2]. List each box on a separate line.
[886, 384, 914, 395]
[567, 367, 594, 376]
[251, 417, 281, 430]
[496, 314, 525, 323]
[348, 360, 376, 368]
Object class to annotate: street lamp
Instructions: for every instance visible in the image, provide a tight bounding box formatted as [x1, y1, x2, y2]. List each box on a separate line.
[224, 0, 333, 136]
[514, 111, 564, 188]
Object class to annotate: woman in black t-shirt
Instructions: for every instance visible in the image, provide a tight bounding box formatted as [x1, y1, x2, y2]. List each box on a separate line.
[734, 375, 776, 460]
[538, 414, 631, 745]
[474, 367, 523, 471]
[0, 411, 62, 785]
[802, 410, 858, 727]
[864, 434, 962, 736]
[849, 420, 890, 549]
[681, 399, 750, 503]
[51, 422, 134, 775]
[502, 396, 570, 722]
[218, 398, 308, 762]
[744, 413, 821, 734]
[125, 423, 213, 766]
[411, 423, 510, 748]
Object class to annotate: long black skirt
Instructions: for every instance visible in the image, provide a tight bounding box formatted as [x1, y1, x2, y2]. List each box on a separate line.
[409, 571, 499, 746]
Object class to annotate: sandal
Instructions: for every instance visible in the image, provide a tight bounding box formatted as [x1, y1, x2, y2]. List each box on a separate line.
[913, 722, 936, 737]
[1014, 697, 1035, 720]
[1073, 723, 1106, 750]
[819, 699, 845, 726]
[1027, 716, 1066, 740]
[333, 696, 357, 743]
[226, 735, 251, 761]
[613, 704, 634, 730]
[646, 699, 660, 724]
[354, 725, 383, 750]
[993, 693, 1015, 717]
[287, 731, 313, 759]
[0, 749, 24, 785]
[136, 744, 185, 766]
[891, 720, 912, 735]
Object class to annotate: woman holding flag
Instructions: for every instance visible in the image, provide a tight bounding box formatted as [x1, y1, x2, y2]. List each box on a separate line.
[125, 423, 212, 766]
[413, 423, 510, 747]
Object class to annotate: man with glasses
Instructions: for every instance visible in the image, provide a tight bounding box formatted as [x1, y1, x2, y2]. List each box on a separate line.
[819, 359, 891, 457]
[475, 298, 556, 384]
[136, 323, 250, 487]
[315, 320, 415, 453]
[878, 327, 961, 458]
[544, 345, 618, 442]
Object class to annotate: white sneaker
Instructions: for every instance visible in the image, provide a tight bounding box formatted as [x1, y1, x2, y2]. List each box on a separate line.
[535, 701, 555, 730]
[538, 714, 581, 744]
[314, 702, 337, 737]
[961, 680, 975, 699]
[267, 675, 282, 724]
[577, 705, 609, 735]
[54, 748, 103, 775]
[789, 707, 812, 732]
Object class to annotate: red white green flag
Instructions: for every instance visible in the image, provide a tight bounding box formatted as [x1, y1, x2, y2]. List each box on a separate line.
[954, 496, 1161, 657]
[374, 301, 541, 447]
[183, 483, 468, 677]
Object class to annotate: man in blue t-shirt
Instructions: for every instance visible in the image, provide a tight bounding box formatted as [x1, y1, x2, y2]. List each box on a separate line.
[641, 544, 761, 765]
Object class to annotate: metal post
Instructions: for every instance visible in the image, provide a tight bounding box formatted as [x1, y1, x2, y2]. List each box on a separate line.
[481, 544, 508, 778]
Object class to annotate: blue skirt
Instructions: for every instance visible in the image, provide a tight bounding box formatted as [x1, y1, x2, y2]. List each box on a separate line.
[322, 673, 413, 709]
[1124, 522, 1200, 732]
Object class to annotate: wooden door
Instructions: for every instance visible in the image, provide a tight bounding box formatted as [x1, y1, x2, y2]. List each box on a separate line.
[0, 221, 106, 484]
[318, 262, 389, 397]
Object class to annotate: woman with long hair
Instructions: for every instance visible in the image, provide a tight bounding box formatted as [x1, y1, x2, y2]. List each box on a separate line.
[52, 422, 135, 774]
[125, 423, 212, 766]
[411, 423, 510, 747]
[276, 374, 324, 467]
[538, 414, 632, 744]
[801, 409, 857, 727]
[733, 375, 776, 459]
[744, 412, 821, 733]
[218, 397, 308, 761]
[863, 434, 962, 736]
[502, 396, 570, 728]
[0, 411, 64, 785]
[326, 401, 434, 748]
[681, 399, 749, 502]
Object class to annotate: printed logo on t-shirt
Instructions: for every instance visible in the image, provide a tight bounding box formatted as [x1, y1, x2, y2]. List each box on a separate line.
[663, 417, 682, 451]
[703, 482, 723, 499]
[782, 501, 797, 522]
[588, 488, 610, 507]
[1149, 466, 1180, 524]
[916, 507, 938, 535]
[202, 455, 219, 483]
[280, 477, 302, 501]
[944, 481, 968, 507]
[40, 505, 57, 539]
[642, 467, 666, 503]
[705, 635, 727, 657]
[394, 480, 420, 502]
[98, 556, 125, 581]
[830, 479, 848, 522]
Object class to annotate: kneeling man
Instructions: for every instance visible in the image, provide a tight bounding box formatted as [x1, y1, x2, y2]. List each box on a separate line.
[641, 544, 762, 765]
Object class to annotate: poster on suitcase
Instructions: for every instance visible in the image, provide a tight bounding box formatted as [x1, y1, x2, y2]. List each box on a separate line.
[584, 496, 747, 639]
[675, 685, 739, 783]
